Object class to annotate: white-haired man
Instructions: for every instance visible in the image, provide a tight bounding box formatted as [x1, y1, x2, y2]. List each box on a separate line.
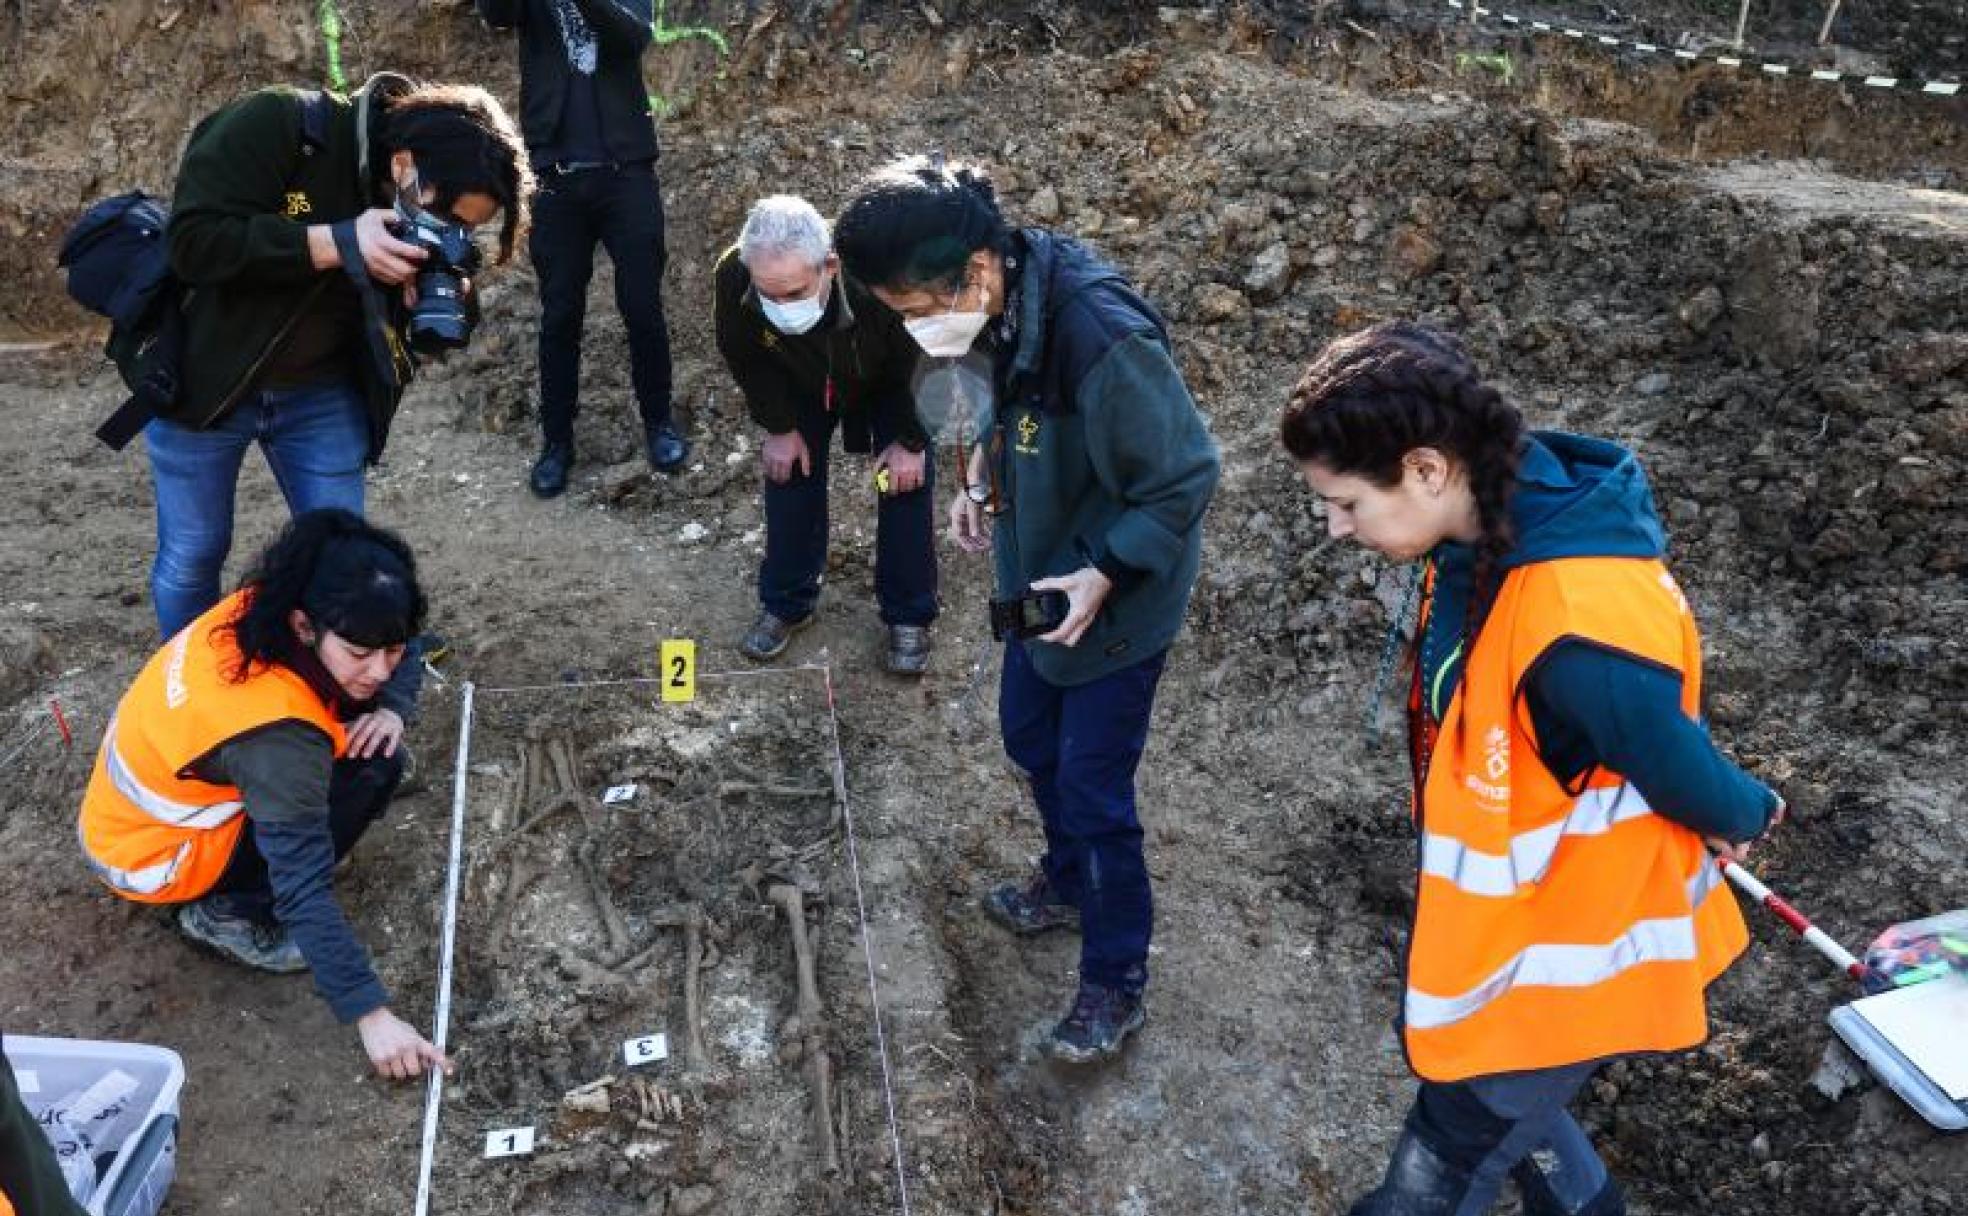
[713, 195, 937, 672]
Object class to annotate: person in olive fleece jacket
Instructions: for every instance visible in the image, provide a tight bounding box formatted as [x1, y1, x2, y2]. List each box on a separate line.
[152, 74, 528, 639]
[714, 195, 938, 674]
[836, 157, 1219, 1065]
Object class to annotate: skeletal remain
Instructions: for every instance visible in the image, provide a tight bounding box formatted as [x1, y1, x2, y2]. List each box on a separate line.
[577, 835, 634, 956]
[768, 882, 839, 1175]
[717, 779, 831, 799]
[489, 853, 544, 966]
[600, 903, 713, 1074]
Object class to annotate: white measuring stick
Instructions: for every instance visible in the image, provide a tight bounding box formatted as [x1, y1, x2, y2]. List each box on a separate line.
[1719, 858, 1867, 980]
[414, 681, 476, 1216]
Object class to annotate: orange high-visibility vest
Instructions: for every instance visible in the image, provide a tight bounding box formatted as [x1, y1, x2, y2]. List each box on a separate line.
[77, 591, 348, 904]
[1403, 556, 1748, 1082]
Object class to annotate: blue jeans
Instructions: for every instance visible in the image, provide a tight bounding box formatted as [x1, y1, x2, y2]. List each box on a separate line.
[146, 382, 369, 637]
[759, 408, 938, 627]
[999, 640, 1169, 992]
[1357, 1062, 1612, 1215]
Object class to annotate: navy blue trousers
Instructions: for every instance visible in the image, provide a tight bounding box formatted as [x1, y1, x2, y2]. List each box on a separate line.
[999, 640, 1169, 992]
[758, 407, 937, 627]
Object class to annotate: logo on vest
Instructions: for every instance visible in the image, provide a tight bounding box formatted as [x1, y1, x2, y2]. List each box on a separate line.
[284, 192, 312, 218]
[164, 633, 191, 709]
[1483, 725, 1509, 780]
[1015, 413, 1041, 455]
[1462, 725, 1511, 808]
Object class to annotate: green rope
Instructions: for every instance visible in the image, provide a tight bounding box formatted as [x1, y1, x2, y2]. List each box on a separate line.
[646, 0, 730, 119]
[318, 0, 348, 91]
[651, 0, 729, 53]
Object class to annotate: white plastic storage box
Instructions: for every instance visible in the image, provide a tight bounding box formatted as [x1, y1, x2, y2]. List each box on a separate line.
[4, 1034, 185, 1216]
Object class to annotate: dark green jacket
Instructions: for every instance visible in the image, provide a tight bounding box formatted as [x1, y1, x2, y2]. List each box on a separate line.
[989, 229, 1220, 686]
[167, 74, 416, 460]
[713, 246, 927, 453]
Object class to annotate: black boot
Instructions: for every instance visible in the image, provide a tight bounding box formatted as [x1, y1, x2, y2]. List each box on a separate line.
[530, 439, 574, 498]
[1347, 1128, 1471, 1216]
[1512, 1156, 1627, 1216]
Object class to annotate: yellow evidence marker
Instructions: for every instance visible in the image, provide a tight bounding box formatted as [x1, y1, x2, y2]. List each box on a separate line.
[660, 639, 696, 703]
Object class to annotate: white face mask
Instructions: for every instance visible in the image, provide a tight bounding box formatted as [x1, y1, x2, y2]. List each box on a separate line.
[905, 283, 991, 359]
[760, 274, 830, 335]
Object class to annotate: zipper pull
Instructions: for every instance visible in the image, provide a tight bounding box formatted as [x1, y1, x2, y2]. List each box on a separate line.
[824, 376, 836, 413]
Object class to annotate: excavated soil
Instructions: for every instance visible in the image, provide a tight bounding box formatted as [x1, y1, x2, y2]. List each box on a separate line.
[1, 3, 1965, 1215]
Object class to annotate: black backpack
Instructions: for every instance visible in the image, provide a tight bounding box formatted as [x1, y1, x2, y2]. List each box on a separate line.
[56, 90, 334, 450]
[58, 192, 183, 449]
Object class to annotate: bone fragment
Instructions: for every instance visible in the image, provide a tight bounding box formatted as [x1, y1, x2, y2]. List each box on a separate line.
[767, 882, 838, 1175]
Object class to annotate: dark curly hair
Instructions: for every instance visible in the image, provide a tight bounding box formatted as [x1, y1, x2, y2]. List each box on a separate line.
[222, 509, 426, 681]
[833, 154, 1012, 293]
[1280, 320, 1524, 590]
[382, 83, 533, 264]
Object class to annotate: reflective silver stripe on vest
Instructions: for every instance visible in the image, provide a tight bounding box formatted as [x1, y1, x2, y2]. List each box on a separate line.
[77, 817, 191, 896]
[1404, 914, 1700, 1031]
[1686, 856, 1727, 908]
[103, 716, 246, 830]
[1419, 784, 1656, 899]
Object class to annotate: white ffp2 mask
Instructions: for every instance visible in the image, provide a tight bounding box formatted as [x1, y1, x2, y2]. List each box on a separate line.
[760, 275, 830, 335]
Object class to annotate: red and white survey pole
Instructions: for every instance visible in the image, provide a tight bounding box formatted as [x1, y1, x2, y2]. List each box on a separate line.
[1717, 858, 1881, 989]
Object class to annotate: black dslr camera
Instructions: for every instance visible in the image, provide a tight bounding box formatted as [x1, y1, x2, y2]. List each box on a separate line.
[393, 204, 481, 355]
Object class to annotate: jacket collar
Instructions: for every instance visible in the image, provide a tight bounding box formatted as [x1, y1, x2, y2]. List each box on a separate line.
[353, 72, 416, 194]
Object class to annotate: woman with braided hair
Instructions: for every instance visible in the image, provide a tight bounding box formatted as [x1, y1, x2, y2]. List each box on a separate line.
[1281, 322, 1783, 1215]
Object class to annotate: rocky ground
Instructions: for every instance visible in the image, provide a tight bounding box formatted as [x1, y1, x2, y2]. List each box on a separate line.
[1, 2, 1965, 1214]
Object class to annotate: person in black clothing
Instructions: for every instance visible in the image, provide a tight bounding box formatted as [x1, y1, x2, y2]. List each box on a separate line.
[476, 0, 690, 496]
[714, 195, 938, 673]
[0, 1040, 88, 1215]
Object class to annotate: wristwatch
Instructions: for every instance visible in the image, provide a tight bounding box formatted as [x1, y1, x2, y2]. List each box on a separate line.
[964, 483, 992, 505]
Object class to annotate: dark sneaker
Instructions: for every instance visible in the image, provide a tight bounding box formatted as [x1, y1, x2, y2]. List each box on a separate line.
[883, 624, 932, 677]
[1044, 982, 1145, 1064]
[739, 609, 812, 662]
[530, 439, 574, 498]
[177, 899, 306, 974]
[982, 873, 1080, 936]
[646, 423, 690, 474]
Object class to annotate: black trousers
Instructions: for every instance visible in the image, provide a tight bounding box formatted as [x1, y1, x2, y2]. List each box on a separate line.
[206, 751, 403, 919]
[0, 1039, 88, 1215]
[530, 160, 675, 443]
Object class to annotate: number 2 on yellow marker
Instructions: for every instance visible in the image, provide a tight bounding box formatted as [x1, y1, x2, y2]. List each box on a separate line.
[660, 639, 696, 703]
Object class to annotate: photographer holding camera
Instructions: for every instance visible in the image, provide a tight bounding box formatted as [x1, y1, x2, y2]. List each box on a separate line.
[836, 157, 1219, 1063]
[153, 73, 529, 640]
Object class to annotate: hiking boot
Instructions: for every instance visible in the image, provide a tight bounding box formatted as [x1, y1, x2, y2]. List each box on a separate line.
[530, 439, 574, 498]
[883, 624, 932, 677]
[982, 872, 1080, 936]
[646, 422, 690, 474]
[739, 609, 812, 662]
[177, 898, 307, 974]
[1044, 981, 1146, 1064]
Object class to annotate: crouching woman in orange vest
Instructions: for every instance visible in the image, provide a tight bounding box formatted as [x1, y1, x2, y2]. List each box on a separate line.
[1281, 322, 1784, 1216]
[78, 509, 451, 1082]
